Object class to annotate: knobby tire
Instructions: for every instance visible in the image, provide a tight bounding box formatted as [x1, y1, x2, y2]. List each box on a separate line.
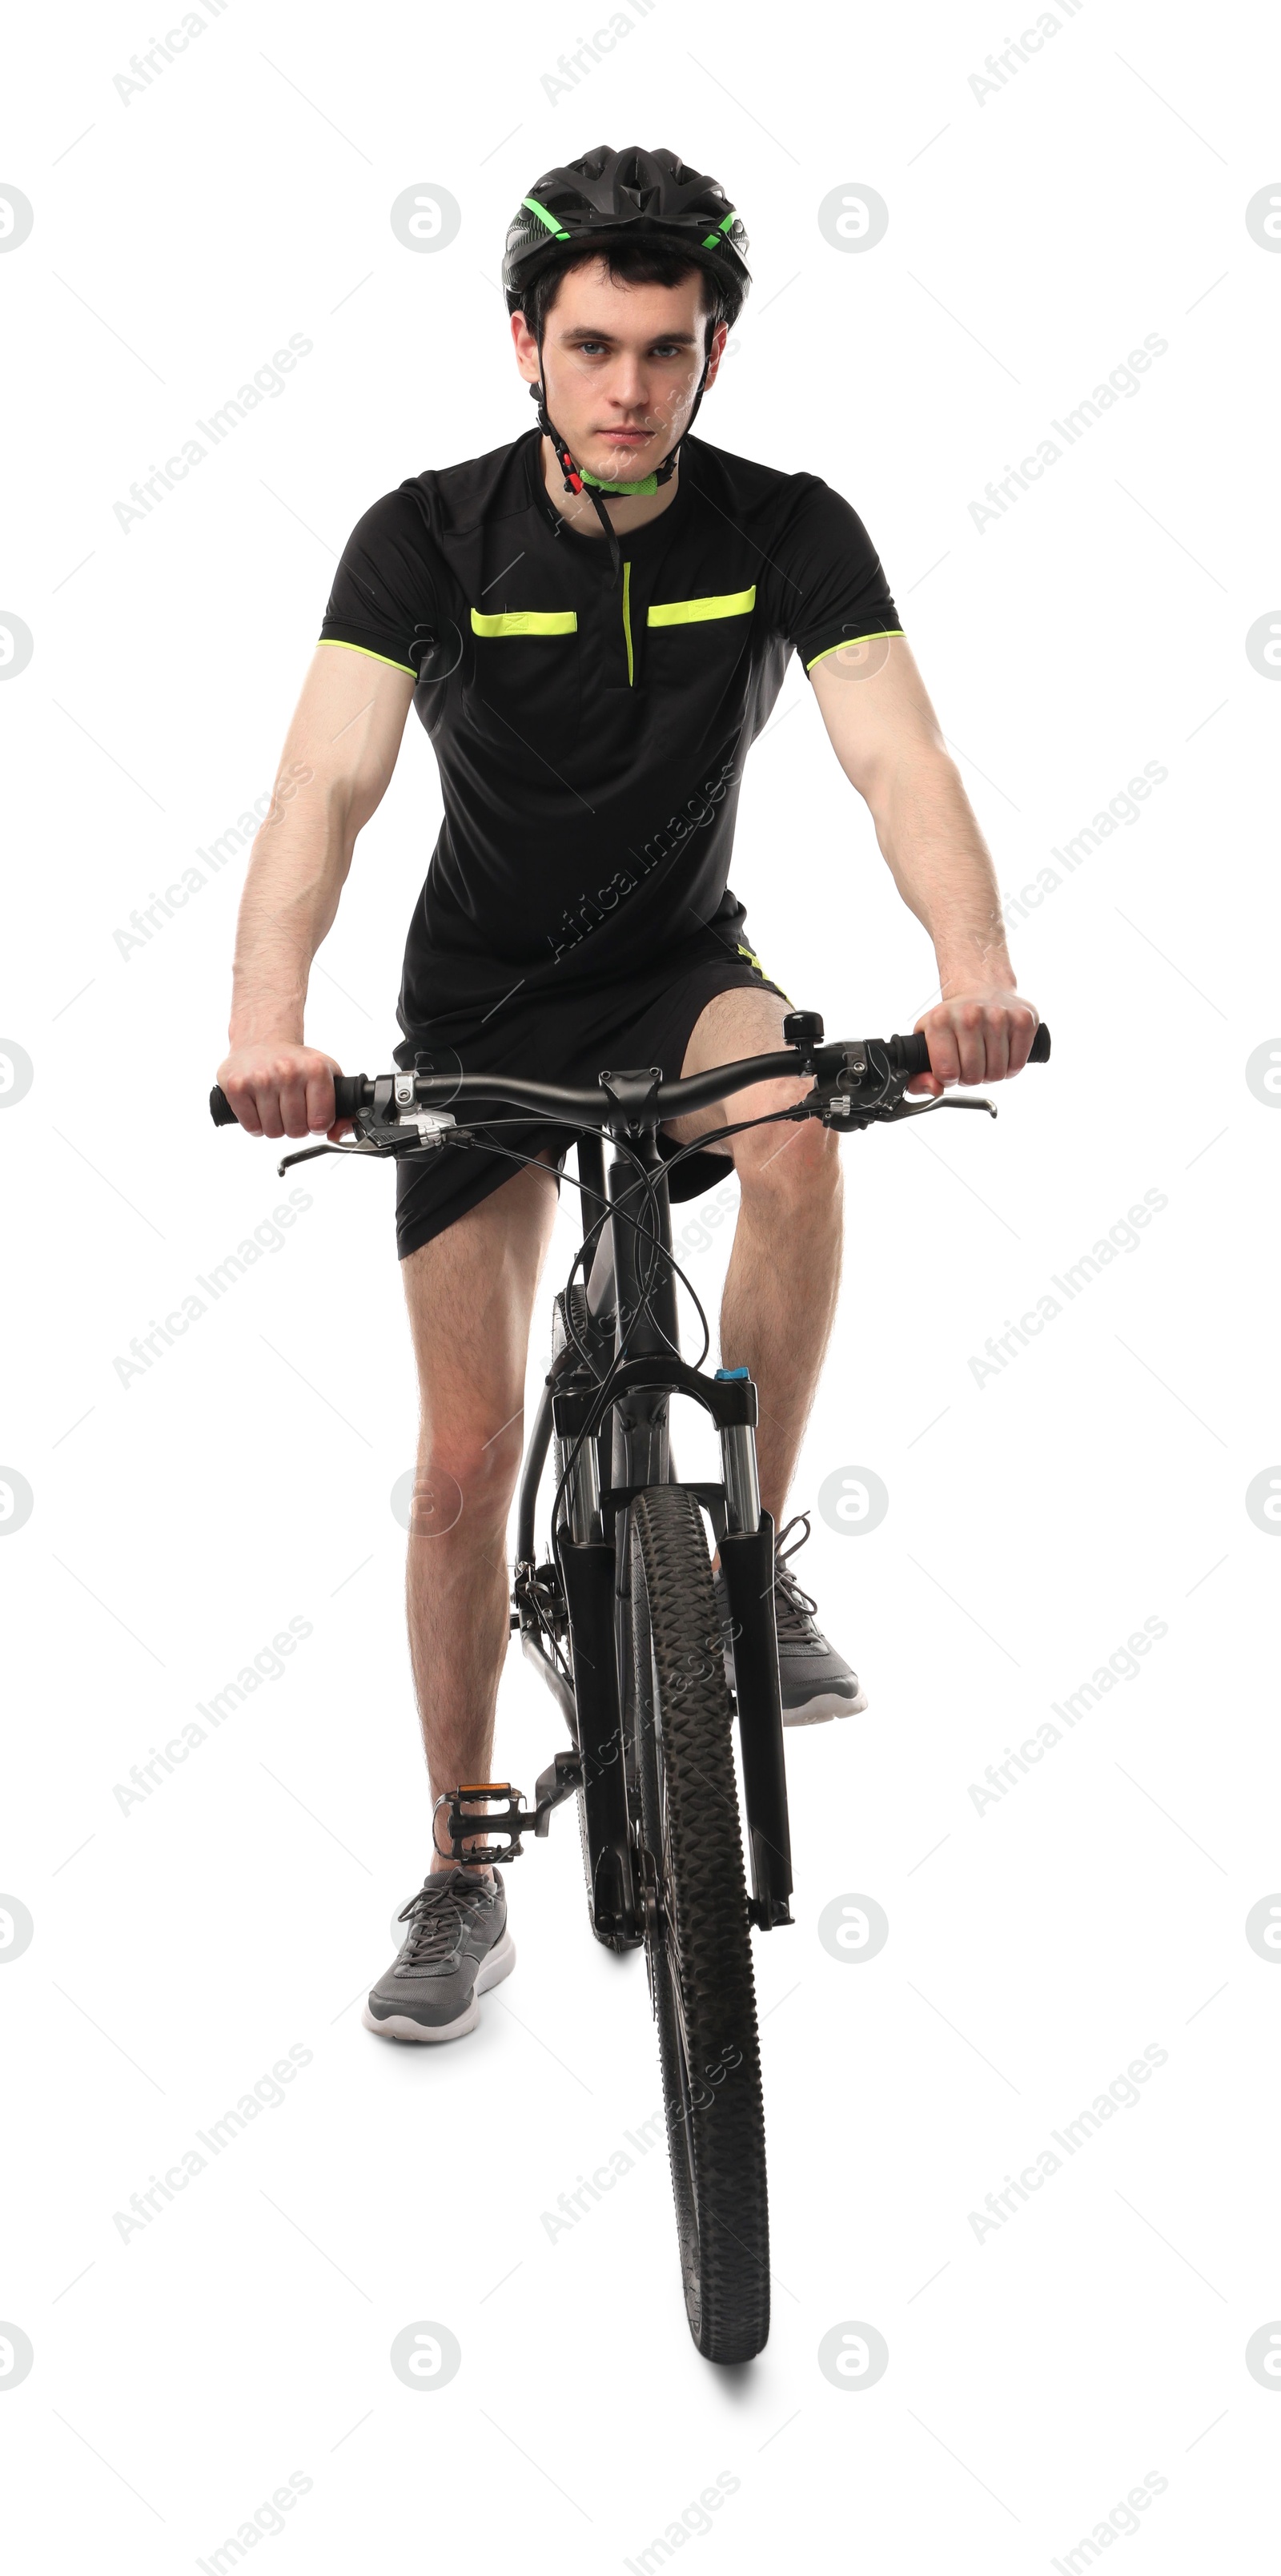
[628, 1484, 770, 2362]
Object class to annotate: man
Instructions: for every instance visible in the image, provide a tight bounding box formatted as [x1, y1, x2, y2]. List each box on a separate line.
[216, 146, 1038, 2045]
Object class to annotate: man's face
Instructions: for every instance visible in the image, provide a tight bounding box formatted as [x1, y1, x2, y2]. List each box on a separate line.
[512, 259, 725, 483]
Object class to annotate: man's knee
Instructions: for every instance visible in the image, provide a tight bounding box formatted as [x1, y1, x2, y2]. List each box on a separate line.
[733, 1101, 841, 1211]
[411, 1409, 525, 1536]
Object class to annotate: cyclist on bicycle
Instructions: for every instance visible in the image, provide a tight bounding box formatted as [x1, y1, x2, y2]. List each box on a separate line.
[215, 145, 1039, 2044]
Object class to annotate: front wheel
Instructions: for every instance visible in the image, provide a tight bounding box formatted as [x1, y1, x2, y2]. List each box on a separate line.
[628, 1485, 770, 2362]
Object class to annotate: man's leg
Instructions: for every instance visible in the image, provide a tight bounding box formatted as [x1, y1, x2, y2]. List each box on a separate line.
[665, 987, 842, 1525]
[400, 1156, 560, 1871]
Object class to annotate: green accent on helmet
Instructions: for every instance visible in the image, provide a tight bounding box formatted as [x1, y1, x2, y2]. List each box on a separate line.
[701, 210, 738, 247]
[523, 195, 572, 240]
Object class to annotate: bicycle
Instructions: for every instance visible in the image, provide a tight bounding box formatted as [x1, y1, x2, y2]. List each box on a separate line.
[211, 1007, 1049, 2362]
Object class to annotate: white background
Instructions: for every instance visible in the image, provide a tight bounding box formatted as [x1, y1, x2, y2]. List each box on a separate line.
[2, 0, 1280, 2566]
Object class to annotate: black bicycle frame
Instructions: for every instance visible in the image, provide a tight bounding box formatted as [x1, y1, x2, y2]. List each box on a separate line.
[514, 1078, 794, 1944]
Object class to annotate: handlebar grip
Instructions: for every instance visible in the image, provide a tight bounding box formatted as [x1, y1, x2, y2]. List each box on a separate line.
[893, 1032, 932, 1078]
[208, 1073, 369, 1129]
[893, 1023, 1051, 1077]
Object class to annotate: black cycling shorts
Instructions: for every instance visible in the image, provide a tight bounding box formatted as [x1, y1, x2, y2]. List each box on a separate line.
[392, 934, 790, 1262]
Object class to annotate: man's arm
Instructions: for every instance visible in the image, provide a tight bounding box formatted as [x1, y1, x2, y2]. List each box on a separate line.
[809, 635, 1038, 1094]
[217, 646, 416, 1137]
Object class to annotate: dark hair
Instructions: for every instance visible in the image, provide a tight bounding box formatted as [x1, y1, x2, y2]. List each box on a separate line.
[527, 239, 724, 360]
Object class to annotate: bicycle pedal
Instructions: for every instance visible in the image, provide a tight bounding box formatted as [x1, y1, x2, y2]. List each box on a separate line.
[436, 1781, 533, 1865]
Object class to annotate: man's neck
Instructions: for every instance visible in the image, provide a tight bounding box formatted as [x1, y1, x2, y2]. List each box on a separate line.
[539, 434, 681, 540]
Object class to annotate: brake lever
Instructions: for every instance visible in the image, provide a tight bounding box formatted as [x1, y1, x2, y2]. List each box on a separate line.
[889, 1095, 998, 1121]
[275, 1137, 393, 1175]
[275, 1105, 466, 1177]
[809, 1088, 997, 1129]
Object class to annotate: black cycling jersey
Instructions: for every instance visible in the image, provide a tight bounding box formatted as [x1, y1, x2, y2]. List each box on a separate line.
[318, 428, 901, 1028]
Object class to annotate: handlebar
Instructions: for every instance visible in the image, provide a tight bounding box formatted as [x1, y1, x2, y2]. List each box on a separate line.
[209, 1021, 1050, 1134]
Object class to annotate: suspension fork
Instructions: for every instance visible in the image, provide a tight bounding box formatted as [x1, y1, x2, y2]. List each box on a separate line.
[716, 1401, 794, 1931]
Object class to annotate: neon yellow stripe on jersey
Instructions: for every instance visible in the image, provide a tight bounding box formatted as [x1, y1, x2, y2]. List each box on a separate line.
[647, 587, 757, 628]
[805, 629, 904, 671]
[622, 560, 633, 686]
[316, 637, 417, 676]
[471, 609, 577, 637]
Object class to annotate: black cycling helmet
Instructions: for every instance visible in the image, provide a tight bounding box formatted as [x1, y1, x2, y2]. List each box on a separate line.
[504, 144, 750, 330]
[504, 145, 751, 574]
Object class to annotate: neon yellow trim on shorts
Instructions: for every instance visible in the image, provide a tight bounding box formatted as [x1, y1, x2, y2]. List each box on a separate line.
[647, 586, 757, 628]
[470, 608, 577, 637]
[737, 942, 794, 1008]
[316, 637, 417, 676]
[805, 629, 903, 672]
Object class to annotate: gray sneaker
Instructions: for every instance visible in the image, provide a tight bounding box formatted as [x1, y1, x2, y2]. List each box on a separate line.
[717, 1512, 869, 1726]
[363, 1864, 514, 2044]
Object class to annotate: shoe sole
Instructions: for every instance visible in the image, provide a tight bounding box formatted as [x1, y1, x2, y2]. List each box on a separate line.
[782, 1686, 869, 1726]
[361, 1926, 516, 2044]
[725, 1653, 869, 1726]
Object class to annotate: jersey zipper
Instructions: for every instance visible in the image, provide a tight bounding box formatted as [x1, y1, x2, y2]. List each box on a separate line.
[621, 558, 633, 687]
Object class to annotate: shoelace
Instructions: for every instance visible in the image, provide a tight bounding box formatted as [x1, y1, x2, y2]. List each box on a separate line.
[773, 1512, 823, 1644]
[396, 1867, 492, 1966]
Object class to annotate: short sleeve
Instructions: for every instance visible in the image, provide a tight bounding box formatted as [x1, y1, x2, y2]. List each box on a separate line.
[767, 480, 902, 678]
[318, 486, 446, 677]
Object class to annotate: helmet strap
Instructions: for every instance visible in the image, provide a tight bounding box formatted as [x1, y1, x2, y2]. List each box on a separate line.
[531, 376, 623, 579]
[530, 325, 713, 581]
